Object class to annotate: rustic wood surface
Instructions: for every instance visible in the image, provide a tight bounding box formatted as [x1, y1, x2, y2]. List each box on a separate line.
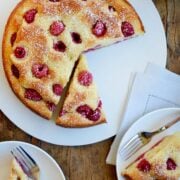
[0, 1, 179, 179]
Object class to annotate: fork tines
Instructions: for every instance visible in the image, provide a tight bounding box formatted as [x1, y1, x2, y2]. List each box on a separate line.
[11, 146, 39, 177]
[119, 134, 143, 160]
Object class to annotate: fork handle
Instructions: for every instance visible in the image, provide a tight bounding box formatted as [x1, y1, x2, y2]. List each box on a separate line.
[164, 117, 180, 129]
[142, 117, 180, 138]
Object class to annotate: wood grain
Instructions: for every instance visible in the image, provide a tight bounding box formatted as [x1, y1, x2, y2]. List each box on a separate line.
[153, 0, 180, 73]
[0, 1, 179, 179]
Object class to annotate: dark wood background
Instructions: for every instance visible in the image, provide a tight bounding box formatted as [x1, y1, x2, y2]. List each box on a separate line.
[0, 1, 179, 179]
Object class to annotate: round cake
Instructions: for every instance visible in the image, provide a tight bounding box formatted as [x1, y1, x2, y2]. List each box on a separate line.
[2, 0, 144, 120]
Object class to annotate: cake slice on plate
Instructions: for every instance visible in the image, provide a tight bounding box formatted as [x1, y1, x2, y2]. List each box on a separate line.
[122, 132, 180, 180]
[56, 55, 106, 128]
[9, 158, 29, 180]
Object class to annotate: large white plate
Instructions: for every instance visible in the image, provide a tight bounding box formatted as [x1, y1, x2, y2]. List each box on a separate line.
[0, 0, 167, 146]
[0, 141, 65, 180]
[116, 108, 180, 179]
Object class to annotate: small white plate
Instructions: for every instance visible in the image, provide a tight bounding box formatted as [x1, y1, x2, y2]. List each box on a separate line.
[116, 108, 180, 179]
[0, 0, 167, 146]
[0, 141, 65, 180]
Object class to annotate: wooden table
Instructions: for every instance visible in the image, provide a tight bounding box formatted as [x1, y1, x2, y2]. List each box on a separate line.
[0, 1, 179, 179]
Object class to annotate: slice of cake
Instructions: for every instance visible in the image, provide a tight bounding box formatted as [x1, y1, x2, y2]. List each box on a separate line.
[9, 158, 29, 180]
[56, 55, 106, 127]
[122, 132, 180, 180]
[3, 0, 144, 119]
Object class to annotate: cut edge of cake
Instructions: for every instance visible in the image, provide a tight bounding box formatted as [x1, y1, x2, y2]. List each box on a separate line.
[56, 55, 106, 128]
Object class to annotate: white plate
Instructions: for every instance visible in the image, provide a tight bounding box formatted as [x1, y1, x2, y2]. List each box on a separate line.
[0, 0, 167, 146]
[0, 141, 65, 180]
[116, 108, 180, 179]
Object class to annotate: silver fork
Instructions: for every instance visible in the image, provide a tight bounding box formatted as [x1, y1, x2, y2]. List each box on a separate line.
[120, 117, 180, 160]
[11, 146, 40, 180]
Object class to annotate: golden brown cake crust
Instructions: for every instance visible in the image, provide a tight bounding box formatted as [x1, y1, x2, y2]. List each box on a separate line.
[3, 0, 144, 120]
[56, 113, 106, 128]
[122, 132, 180, 180]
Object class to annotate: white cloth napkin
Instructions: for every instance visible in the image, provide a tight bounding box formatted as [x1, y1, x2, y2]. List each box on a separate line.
[106, 63, 180, 165]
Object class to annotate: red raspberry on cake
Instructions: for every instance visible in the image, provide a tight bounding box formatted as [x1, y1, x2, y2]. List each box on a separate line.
[49, 21, 65, 36]
[56, 55, 106, 127]
[122, 132, 180, 179]
[24, 9, 37, 23]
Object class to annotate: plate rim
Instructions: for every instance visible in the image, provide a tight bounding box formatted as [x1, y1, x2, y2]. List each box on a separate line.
[116, 107, 180, 179]
[0, 141, 66, 180]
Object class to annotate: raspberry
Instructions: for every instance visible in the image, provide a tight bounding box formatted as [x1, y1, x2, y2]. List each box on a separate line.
[78, 71, 93, 86]
[50, 21, 65, 36]
[53, 84, 63, 96]
[24, 89, 42, 101]
[121, 21, 134, 37]
[14, 47, 26, 59]
[88, 108, 101, 121]
[76, 105, 92, 118]
[71, 32, 82, 44]
[46, 102, 56, 112]
[76, 105, 101, 121]
[166, 158, 176, 170]
[11, 64, 19, 78]
[98, 100, 102, 108]
[24, 9, 37, 23]
[108, 6, 116, 12]
[137, 159, 151, 172]
[32, 64, 49, 78]
[53, 41, 66, 52]
[59, 109, 67, 117]
[11, 32, 17, 46]
[92, 21, 107, 37]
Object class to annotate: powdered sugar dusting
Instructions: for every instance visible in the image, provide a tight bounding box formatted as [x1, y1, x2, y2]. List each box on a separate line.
[19, 24, 48, 57]
[153, 163, 167, 178]
[64, 92, 86, 112]
[85, 8, 97, 22]
[42, 0, 83, 16]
